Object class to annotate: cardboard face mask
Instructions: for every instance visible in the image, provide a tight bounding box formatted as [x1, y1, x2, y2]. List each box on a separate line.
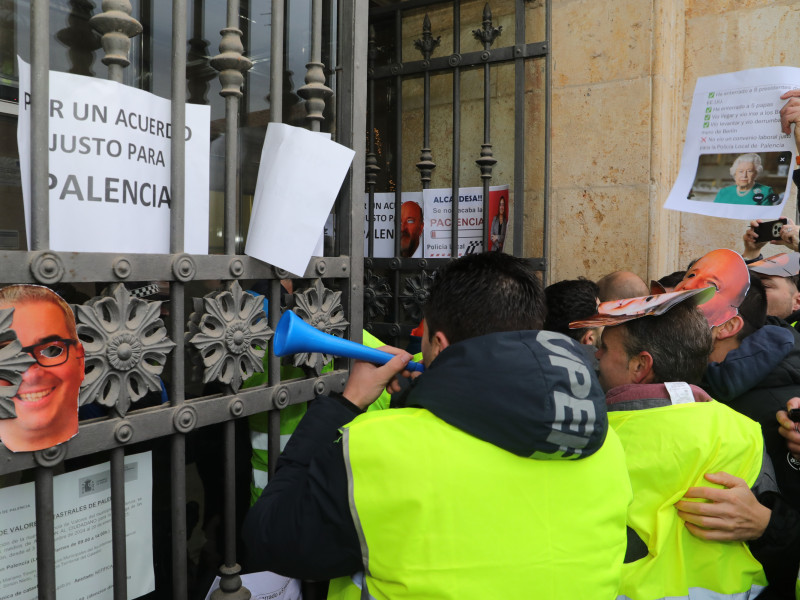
[748, 252, 800, 278]
[674, 249, 750, 327]
[0, 285, 84, 452]
[570, 286, 716, 329]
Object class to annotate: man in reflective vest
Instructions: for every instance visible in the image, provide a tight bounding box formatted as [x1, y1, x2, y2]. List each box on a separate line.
[592, 297, 773, 599]
[243, 252, 631, 599]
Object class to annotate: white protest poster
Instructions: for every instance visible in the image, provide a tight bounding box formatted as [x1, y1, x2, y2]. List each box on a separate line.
[423, 186, 489, 258]
[17, 58, 210, 254]
[364, 192, 395, 258]
[205, 571, 301, 600]
[244, 123, 355, 276]
[664, 67, 800, 220]
[0, 452, 154, 600]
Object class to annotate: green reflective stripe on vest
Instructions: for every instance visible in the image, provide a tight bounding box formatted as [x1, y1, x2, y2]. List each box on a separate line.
[332, 407, 631, 600]
[609, 401, 767, 600]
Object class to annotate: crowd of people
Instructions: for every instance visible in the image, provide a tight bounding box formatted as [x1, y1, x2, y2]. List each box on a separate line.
[238, 92, 800, 598]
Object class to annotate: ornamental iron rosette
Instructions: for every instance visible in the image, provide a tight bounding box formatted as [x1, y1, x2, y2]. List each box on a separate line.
[187, 280, 272, 393]
[363, 269, 391, 324]
[75, 283, 175, 417]
[0, 308, 36, 419]
[401, 270, 435, 323]
[287, 279, 349, 375]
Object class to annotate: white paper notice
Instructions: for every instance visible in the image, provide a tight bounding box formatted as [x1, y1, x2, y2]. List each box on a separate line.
[245, 123, 355, 276]
[205, 571, 301, 600]
[664, 67, 800, 220]
[17, 58, 210, 254]
[0, 452, 154, 600]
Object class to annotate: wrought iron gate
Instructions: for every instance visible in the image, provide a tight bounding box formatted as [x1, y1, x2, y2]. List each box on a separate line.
[364, 0, 549, 346]
[0, 0, 367, 598]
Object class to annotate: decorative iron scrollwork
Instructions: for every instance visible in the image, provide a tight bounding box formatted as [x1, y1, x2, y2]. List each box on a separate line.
[414, 14, 441, 61]
[187, 280, 272, 393]
[0, 308, 36, 419]
[286, 279, 349, 375]
[75, 283, 175, 417]
[401, 270, 435, 323]
[472, 3, 503, 49]
[363, 270, 391, 324]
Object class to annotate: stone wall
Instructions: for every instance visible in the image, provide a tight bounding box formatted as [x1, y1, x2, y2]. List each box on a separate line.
[547, 0, 800, 283]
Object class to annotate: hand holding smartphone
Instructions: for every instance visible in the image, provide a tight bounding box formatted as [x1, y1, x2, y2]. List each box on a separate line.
[752, 218, 789, 242]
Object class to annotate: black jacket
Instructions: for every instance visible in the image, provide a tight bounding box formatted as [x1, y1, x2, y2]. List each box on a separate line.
[242, 330, 610, 580]
[702, 322, 800, 598]
[703, 321, 800, 510]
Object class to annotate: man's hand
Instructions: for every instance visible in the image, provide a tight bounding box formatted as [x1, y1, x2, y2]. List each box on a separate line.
[342, 347, 414, 410]
[743, 219, 767, 260]
[780, 89, 800, 150]
[776, 397, 800, 460]
[775, 217, 800, 252]
[675, 472, 771, 541]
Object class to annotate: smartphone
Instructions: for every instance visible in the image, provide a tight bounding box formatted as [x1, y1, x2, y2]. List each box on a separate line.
[789, 408, 800, 422]
[753, 218, 788, 242]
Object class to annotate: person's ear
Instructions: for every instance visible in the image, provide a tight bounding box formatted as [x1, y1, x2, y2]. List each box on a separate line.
[75, 341, 85, 360]
[714, 315, 744, 340]
[430, 331, 450, 358]
[630, 351, 655, 384]
[792, 290, 800, 313]
[580, 328, 598, 347]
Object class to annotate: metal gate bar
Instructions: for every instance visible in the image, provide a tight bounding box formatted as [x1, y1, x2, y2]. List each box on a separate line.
[450, 1, 461, 254]
[30, 1, 55, 598]
[363, 2, 549, 349]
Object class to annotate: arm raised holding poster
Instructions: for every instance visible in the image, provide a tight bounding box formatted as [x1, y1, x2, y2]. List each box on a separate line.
[664, 67, 800, 221]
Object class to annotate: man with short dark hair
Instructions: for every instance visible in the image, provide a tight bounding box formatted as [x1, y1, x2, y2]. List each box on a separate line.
[591, 297, 772, 599]
[544, 277, 600, 346]
[244, 252, 631, 599]
[0, 284, 85, 452]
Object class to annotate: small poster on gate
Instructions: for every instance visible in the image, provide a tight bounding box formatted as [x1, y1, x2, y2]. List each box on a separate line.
[422, 185, 508, 258]
[364, 192, 423, 258]
[487, 186, 510, 252]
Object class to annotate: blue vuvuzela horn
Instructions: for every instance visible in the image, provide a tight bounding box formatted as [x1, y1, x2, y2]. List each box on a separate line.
[273, 310, 425, 372]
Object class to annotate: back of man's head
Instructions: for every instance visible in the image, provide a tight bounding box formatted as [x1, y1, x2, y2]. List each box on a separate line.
[736, 274, 767, 341]
[597, 270, 649, 302]
[424, 252, 545, 345]
[620, 302, 713, 385]
[544, 278, 599, 341]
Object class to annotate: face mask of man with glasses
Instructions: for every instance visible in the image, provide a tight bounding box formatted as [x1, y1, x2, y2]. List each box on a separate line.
[0, 285, 85, 452]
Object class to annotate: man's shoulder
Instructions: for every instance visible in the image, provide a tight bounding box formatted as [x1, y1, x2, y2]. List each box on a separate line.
[346, 406, 428, 429]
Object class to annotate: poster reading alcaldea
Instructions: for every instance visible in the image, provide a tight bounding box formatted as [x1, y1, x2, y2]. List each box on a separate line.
[422, 185, 509, 258]
[17, 57, 210, 254]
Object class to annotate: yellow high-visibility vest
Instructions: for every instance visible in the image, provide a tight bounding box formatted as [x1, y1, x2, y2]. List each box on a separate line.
[328, 407, 631, 600]
[609, 400, 767, 600]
